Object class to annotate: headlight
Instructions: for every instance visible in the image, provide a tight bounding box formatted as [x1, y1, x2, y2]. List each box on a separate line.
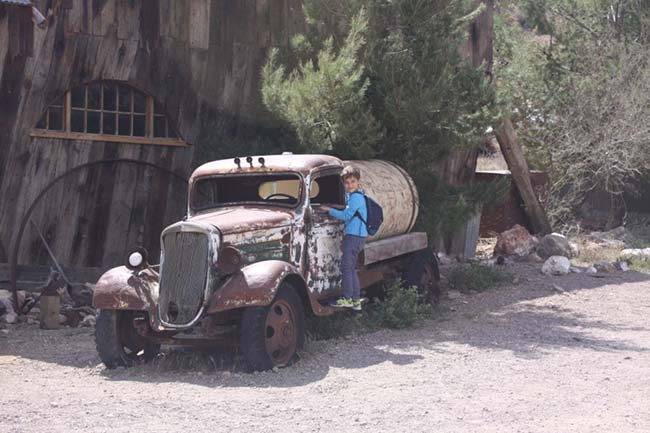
[125, 247, 149, 271]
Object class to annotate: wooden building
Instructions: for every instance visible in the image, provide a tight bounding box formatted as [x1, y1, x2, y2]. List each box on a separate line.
[0, 0, 304, 270]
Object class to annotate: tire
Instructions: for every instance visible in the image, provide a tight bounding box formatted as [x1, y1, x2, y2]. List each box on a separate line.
[95, 309, 160, 369]
[404, 247, 441, 305]
[240, 282, 305, 371]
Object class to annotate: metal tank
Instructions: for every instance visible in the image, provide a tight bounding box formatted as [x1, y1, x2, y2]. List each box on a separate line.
[345, 159, 419, 240]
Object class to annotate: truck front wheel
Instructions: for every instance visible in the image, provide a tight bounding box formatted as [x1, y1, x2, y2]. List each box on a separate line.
[95, 310, 160, 368]
[240, 282, 305, 371]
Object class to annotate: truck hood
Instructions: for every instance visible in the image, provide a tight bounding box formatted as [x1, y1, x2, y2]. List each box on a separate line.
[188, 207, 294, 234]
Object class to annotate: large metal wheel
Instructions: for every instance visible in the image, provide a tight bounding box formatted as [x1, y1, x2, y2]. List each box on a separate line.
[404, 248, 441, 305]
[240, 282, 305, 371]
[95, 310, 160, 368]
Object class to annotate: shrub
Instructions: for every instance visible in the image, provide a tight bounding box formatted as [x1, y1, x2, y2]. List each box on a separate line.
[448, 264, 512, 292]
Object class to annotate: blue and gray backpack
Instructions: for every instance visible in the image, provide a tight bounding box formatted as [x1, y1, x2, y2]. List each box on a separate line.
[351, 191, 383, 236]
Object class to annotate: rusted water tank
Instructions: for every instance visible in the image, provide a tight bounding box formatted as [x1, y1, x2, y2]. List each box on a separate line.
[345, 160, 419, 240]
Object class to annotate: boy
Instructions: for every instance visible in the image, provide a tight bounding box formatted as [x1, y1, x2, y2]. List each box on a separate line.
[318, 165, 368, 311]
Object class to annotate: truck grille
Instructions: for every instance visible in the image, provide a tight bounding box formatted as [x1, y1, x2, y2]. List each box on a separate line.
[159, 230, 210, 326]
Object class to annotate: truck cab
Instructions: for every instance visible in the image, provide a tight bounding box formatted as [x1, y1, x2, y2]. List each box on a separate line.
[93, 154, 438, 370]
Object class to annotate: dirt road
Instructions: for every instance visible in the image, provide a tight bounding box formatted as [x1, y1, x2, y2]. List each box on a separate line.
[1, 263, 650, 433]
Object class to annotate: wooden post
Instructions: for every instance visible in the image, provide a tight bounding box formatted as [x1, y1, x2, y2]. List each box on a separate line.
[40, 295, 61, 329]
[495, 117, 552, 235]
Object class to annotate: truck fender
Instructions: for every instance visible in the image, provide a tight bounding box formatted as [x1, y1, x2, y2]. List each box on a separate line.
[207, 260, 307, 313]
[92, 266, 157, 311]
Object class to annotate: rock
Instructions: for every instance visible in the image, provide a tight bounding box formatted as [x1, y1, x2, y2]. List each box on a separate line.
[80, 315, 96, 327]
[494, 225, 539, 257]
[587, 227, 629, 248]
[569, 266, 583, 273]
[541, 256, 571, 276]
[68, 283, 95, 307]
[537, 233, 577, 259]
[586, 266, 597, 274]
[447, 290, 463, 300]
[619, 248, 650, 262]
[551, 284, 565, 293]
[3, 312, 18, 324]
[594, 261, 616, 273]
[615, 261, 629, 272]
[0, 298, 16, 323]
[437, 253, 453, 266]
[527, 252, 544, 263]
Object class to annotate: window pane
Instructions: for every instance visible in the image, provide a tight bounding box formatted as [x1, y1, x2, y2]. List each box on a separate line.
[133, 115, 146, 137]
[48, 107, 63, 131]
[154, 100, 164, 114]
[103, 83, 116, 111]
[133, 91, 146, 113]
[118, 114, 131, 135]
[71, 109, 84, 132]
[71, 86, 85, 108]
[167, 127, 178, 139]
[118, 86, 131, 112]
[87, 111, 100, 133]
[153, 116, 166, 137]
[103, 113, 116, 135]
[87, 83, 101, 109]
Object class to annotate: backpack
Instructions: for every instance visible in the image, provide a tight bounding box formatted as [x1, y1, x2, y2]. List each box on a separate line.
[351, 191, 383, 236]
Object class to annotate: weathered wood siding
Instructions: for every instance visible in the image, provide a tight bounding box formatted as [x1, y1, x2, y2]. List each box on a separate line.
[0, 0, 304, 267]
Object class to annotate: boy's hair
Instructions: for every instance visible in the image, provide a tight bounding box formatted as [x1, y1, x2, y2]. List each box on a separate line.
[340, 165, 361, 181]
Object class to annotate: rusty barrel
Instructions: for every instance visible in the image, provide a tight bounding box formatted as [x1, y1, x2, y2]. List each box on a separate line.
[345, 160, 419, 240]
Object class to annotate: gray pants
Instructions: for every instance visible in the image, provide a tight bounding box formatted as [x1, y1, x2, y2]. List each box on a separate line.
[341, 235, 366, 300]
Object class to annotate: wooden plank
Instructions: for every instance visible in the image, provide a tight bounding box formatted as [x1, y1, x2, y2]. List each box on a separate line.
[363, 232, 428, 266]
[495, 118, 552, 235]
[189, 0, 210, 49]
[29, 130, 189, 146]
[116, 0, 139, 41]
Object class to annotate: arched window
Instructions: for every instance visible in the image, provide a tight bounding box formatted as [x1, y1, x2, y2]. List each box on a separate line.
[32, 81, 187, 146]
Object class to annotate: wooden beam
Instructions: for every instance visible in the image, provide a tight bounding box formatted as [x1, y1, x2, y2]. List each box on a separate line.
[495, 117, 552, 235]
[30, 130, 190, 147]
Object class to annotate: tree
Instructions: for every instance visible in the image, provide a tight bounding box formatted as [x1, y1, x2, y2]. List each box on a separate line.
[262, 0, 502, 240]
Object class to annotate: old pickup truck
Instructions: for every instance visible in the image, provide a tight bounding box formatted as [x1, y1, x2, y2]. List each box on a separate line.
[93, 153, 439, 370]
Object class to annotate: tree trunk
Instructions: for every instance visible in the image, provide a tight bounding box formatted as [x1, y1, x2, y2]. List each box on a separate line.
[495, 118, 552, 235]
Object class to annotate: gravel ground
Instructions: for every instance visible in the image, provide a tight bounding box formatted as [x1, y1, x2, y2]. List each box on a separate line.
[1, 263, 650, 433]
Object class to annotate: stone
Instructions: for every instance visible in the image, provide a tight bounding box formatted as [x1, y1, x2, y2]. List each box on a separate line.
[527, 252, 544, 263]
[541, 256, 571, 276]
[80, 315, 96, 327]
[586, 266, 597, 274]
[437, 253, 453, 266]
[551, 284, 565, 293]
[615, 261, 629, 272]
[619, 248, 650, 262]
[594, 262, 616, 273]
[494, 225, 539, 257]
[537, 233, 577, 259]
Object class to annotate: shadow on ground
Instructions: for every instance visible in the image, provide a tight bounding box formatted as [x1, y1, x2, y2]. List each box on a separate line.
[1, 264, 649, 388]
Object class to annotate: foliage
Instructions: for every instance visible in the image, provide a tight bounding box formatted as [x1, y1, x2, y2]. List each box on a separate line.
[306, 279, 431, 340]
[448, 263, 512, 292]
[494, 1, 650, 228]
[262, 0, 499, 239]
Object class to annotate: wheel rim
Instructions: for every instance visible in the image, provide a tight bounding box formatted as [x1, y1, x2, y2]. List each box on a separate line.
[117, 312, 148, 360]
[264, 299, 298, 366]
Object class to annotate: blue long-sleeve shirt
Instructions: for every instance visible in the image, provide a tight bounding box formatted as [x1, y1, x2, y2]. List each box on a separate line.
[328, 190, 368, 237]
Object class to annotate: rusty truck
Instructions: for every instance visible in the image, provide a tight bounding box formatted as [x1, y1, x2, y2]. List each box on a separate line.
[92, 154, 439, 371]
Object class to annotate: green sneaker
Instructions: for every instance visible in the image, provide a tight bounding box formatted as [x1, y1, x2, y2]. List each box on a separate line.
[352, 299, 362, 311]
[330, 297, 353, 308]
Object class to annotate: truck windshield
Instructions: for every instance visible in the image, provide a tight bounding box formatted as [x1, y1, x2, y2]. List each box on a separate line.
[191, 173, 303, 211]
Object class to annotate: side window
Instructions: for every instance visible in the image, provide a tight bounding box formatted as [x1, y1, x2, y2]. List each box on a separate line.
[310, 174, 344, 206]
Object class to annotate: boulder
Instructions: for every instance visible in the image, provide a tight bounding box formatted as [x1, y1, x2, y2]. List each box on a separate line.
[619, 248, 650, 262]
[494, 225, 538, 257]
[615, 261, 629, 272]
[594, 261, 616, 273]
[541, 256, 571, 276]
[537, 233, 578, 259]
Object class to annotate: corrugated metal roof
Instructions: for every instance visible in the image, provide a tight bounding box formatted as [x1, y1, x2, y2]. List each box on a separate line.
[0, 0, 32, 6]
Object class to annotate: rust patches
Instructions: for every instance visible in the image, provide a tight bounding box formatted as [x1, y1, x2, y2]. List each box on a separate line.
[206, 260, 305, 313]
[190, 207, 294, 235]
[92, 266, 158, 311]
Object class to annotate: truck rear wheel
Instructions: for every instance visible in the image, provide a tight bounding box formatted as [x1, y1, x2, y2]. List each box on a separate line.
[95, 310, 160, 368]
[240, 282, 305, 371]
[404, 248, 441, 305]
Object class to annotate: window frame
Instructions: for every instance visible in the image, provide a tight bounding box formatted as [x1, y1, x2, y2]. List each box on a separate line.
[31, 81, 187, 147]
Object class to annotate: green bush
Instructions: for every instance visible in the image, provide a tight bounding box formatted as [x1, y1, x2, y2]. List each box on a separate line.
[448, 264, 512, 293]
